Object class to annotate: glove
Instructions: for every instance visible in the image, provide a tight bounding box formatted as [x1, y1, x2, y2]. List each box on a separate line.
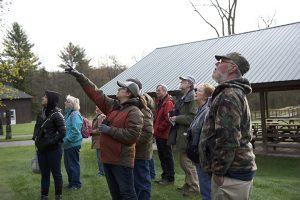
[64, 65, 81, 78]
[99, 124, 111, 133]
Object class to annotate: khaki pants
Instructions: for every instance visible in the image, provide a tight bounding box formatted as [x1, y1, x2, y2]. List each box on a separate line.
[179, 152, 199, 192]
[212, 176, 253, 200]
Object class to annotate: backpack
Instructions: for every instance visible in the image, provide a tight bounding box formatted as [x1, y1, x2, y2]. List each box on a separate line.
[81, 116, 92, 138]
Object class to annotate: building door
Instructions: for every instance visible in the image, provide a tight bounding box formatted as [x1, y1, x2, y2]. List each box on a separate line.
[10, 109, 16, 125]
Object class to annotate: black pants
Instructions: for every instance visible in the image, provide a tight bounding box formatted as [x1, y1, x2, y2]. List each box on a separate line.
[156, 138, 175, 181]
[37, 146, 63, 196]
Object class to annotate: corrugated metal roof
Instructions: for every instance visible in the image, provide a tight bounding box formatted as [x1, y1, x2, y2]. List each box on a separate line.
[101, 22, 300, 95]
[0, 86, 32, 100]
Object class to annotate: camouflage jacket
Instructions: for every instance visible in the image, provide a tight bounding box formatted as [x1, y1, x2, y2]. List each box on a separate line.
[199, 78, 257, 176]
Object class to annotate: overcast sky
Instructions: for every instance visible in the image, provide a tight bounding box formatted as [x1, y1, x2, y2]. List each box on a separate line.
[2, 0, 300, 71]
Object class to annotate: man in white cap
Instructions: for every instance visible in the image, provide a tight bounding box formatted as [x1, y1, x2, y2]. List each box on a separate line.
[168, 75, 199, 196]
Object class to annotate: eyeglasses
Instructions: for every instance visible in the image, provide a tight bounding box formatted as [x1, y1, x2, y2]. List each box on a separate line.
[217, 58, 236, 66]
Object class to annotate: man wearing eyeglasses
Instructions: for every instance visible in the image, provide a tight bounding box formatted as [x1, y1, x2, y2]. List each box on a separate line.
[199, 52, 257, 200]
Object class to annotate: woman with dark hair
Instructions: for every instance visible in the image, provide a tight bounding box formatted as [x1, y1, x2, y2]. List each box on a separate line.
[33, 91, 66, 200]
[65, 67, 145, 200]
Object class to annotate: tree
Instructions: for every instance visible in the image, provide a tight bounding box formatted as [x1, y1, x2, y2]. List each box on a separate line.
[0, 0, 12, 32]
[58, 42, 92, 72]
[1, 22, 40, 91]
[190, 0, 238, 37]
[257, 12, 277, 29]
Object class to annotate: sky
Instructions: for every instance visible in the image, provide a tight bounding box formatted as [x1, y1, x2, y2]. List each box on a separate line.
[2, 0, 300, 71]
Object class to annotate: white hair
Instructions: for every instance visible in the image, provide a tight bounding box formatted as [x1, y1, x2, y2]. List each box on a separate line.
[156, 84, 168, 92]
[66, 94, 80, 111]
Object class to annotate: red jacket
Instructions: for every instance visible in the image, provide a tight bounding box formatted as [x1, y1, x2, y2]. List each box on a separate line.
[153, 94, 174, 139]
[76, 74, 143, 168]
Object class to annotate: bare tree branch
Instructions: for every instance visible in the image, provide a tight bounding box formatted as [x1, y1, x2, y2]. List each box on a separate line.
[190, 1, 220, 37]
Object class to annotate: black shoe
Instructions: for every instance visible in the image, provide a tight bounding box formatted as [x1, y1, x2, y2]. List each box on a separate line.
[158, 179, 174, 185]
[55, 195, 62, 200]
[68, 186, 81, 190]
[41, 195, 49, 200]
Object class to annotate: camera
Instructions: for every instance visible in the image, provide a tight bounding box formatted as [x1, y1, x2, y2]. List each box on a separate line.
[169, 109, 179, 117]
[102, 119, 110, 126]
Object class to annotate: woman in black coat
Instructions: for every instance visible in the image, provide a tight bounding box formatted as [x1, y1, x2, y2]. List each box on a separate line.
[32, 91, 66, 200]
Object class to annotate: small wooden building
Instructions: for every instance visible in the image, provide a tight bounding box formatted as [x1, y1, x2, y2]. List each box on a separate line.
[0, 86, 32, 124]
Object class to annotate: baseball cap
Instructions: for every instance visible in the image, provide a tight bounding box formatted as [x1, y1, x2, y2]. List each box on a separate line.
[117, 81, 140, 97]
[126, 78, 142, 89]
[215, 52, 250, 75]
[179, 75, 196, 84]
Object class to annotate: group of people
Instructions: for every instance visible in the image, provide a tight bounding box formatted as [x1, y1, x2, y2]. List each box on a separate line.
[33, 93, 84, 200]
[33, 52, 257, 200]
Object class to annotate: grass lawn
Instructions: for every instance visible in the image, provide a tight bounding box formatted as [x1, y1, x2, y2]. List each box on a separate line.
[1, 121, 35, 136]
[0, 143, 299, 200]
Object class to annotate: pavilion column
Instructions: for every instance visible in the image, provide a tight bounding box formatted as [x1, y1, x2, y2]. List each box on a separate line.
[259, 91, 267, 153]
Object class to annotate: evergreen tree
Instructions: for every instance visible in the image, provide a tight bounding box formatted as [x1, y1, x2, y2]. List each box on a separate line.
[1, 22, 40, 91]
[58, 42, 92, 72]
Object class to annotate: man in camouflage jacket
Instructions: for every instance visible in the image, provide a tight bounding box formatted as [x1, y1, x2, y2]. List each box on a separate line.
[199, 52, 257, 200]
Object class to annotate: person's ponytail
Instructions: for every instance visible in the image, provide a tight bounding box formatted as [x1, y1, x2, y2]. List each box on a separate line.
[137, 95, 147, 110]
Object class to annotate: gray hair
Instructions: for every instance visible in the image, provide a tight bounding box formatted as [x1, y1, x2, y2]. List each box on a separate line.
[156, 84, 168, 92]
[66, 95, 80, 111]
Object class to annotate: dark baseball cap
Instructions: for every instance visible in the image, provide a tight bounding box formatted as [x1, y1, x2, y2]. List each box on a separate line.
[215, 52, 250, 75]
[117, 81, 140, 97]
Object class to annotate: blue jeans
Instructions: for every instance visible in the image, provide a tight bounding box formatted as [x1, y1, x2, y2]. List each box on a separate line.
[37, 145, 63, 195]
[64, 145, 81, 188]
[134, 160, 151, 200]
[196, 164, 212, 200]
[104, 163, 137, 200]
[149, 157, 156, 179]
[96, 149, 105, 176]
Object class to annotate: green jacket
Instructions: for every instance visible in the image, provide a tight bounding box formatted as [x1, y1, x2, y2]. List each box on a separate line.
[174, 90, 198, 152]
[199, 78, 257, 176]
[135, 107, 153, 160]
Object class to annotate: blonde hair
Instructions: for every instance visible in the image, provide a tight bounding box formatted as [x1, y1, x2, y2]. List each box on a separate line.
[66, 94, 80, 111]
[197, 83, 215, 100]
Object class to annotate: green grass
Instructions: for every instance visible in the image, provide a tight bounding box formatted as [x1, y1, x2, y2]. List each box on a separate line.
[0, 136, 33, 142]
[1, 121, 35, 136]
[0, 143, 299, 200]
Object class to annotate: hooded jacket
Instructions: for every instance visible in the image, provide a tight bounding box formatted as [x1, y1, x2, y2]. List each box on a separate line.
[75, 74, 144, 168]
[33, 91, 66, 152]
[199, 78, 257, 180]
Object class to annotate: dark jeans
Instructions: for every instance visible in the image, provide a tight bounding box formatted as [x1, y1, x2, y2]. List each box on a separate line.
[134, 160, 151, 200]
[37, 145, 63, 196]
[64, 145, 81, 188]
[96, 149, 105, 176]
[104, 163, 137, 200]
[149, 157, 156, 179]
[196, 164, 212, 200]
[156, 138, 175, 181]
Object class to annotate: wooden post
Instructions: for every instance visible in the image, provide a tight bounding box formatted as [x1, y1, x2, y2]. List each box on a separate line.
[5, 110, 12, 140]
[260, 91, 267, 153]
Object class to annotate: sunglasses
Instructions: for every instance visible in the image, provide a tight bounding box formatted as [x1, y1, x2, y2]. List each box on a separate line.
[217, 58, 236, 65]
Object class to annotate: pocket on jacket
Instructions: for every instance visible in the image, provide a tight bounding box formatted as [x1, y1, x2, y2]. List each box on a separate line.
[100, 134, 122, 162]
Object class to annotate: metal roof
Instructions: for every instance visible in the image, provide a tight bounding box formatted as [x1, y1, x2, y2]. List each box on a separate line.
[0, 86, 32, 100]
[101, 22, 300, 95]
